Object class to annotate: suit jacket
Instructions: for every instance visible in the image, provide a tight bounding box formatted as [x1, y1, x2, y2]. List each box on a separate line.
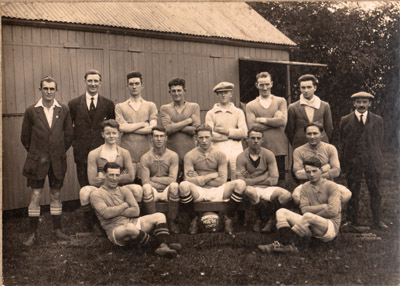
[68, 94, 115, 164]
[339, 111, 383, 174]
[286, 100, 333, 149]
[21, 102, 73, 180]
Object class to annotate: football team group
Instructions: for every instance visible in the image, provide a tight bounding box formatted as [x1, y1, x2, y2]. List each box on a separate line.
[20, 69, 387, 257]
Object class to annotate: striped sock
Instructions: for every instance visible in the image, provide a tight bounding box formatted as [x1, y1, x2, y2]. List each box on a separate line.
[143, 194, 156, 214]
[50, 204, 62, 216]
[226, 191, 243, 218]
[28, 206, 40, 217]
[154, 223, 170, 244]
[180, 194, 196, 220]
[133, 230, 152, 246]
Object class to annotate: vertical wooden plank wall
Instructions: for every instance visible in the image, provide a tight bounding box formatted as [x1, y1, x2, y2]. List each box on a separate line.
[2, 24, 289, 210]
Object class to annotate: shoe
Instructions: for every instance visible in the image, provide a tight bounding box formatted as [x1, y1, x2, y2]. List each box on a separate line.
[169, 243, 182, 252]
[224, 216, 233, 233]
[169, 221, 180, 234]
[374, 221, 388, 230]
[189, 217, 198, 235]
[155, 244, 177, 258]
[260, 219, 274, 234]
[252, 220, 262, 233]
[23, 233, 36, 246]
[55, 229, 71, 241]
[258, 241, 298, 254]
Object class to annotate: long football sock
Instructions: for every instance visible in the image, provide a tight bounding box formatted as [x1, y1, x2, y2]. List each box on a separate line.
[226, 191, 243, 218]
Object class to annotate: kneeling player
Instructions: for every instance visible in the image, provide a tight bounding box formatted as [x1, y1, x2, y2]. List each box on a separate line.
[258, 158, 342, 254]
[140, 126, 180, 233]
[236, 128, 292, 233]
[90, 162, 181, 258]
[179, 124, 246, 234]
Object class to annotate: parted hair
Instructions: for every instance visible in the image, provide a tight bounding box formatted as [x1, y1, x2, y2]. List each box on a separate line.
[103, 162, 122, 173]
[298, 74, 318, 86]
[127, 71, 143, 83]
[84, 69, 102, 81]
[303, 157, 322, 169]
[256, 72, 272, 81]
[304, 122, 324, 133]
[39, 76, 58, 90]
[151, 125, 167, 136]
[102, 119, 120, 131]
[168, 78, 186, 89]
[195, 124, 213, 135]
[248, 127, 264, 137]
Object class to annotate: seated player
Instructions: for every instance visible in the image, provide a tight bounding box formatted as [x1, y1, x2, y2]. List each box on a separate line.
[292, 122, 351, 205]
[90, 162, 181, 258]
[179, 124, 246, 234]
[79, 119, 142, 232]
[140, 126, 180, 233]
[258, 158, 343, 254]
[236, 128, 292, 233]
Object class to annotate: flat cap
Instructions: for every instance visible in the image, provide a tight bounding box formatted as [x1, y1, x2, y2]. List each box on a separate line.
[213, 81, 234, 93]
[351, 91, 375, 99]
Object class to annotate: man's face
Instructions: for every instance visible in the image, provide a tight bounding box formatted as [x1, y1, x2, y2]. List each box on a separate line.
[128, 77, 143, 97]
[305, 126, 322, 147]
[41, 81, 57, 104]
[247, 130, 264, 150]
[169, 85, 185, 103]
[305, 165, 322, 183]
[104, 168, 121, 189]
[353, 98, 371, 113]
[196, 130, 212, 151]
[216, 90, 232, 105]
[85, 74, 101, 96]
[256, 77, 273, 97]
[151, 129, 167, 149]
[300, 80, 317, 100]
[102, 126, 119, 145]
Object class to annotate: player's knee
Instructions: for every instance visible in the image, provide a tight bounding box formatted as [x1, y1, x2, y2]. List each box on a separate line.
[79, 186, 94, 204]
[302, 212, 316, 224]
[168, 183, 179, 198]
[278, 190, 292, 205]
[125, 223, 140, 236]
[234, 179, 246, 192]
[153, 212, 167, 223]
[276, 208, 290, 220]
[292, 185, 302, 205]
[143, 184, 153, 197]
[245, 186, 259, 205]
[179, 181, 191, 195]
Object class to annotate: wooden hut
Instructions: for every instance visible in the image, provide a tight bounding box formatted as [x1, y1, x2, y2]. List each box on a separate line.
[2, 2, 297, 210]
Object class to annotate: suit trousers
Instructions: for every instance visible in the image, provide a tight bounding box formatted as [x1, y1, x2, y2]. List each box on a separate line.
[76, 159, 90, 188]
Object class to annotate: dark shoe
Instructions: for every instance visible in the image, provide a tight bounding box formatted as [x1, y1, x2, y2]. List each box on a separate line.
[169, 243, 182, 252]
[169, 221, 180, 234]
[373, 221, 388, 230]
[224, 216, 233, 233]
[55, 229, 71, 241]
[252, 220, 262, 233]
[189, 217, 198, 235]
[155, 244, 177, 258]
[260, 218, 274, 234]
[23, 233, 37, 246]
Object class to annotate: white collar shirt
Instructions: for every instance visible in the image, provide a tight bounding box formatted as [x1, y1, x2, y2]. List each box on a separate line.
[300, 94, 321, 122]
[34, 98, 62, 127]
[355, 110, 368, 124]
[86, 92, 99, 110]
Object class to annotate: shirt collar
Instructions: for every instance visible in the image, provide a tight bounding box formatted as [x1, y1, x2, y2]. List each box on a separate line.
[99, 145, 122, 159]
[213, 102, 235, 113]
[34, 98, 61, 109]
[86, 92, 99, 100]
[300, 94, 321, 109]
[355, 110, 368, 118]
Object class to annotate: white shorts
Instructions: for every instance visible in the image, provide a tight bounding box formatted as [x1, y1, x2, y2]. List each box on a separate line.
[253, 186, 278, 202]
[152, 186, 170, 202]
[111, 217, 141, 247]
[194, 184, 228, 202]
[315, 219, 337, 242]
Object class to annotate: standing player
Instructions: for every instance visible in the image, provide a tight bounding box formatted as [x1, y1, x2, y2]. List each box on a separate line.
[21, 76, 73, 246]
[258, 158, 342, 254]
[205, 82, 247, 179]
[160, 78, 200, 180]
[179, 124, 247, 234]
[286, 74, 333, 150]
[140, 126, 180, 233]
[236, 128, 292, 233]
[340, 92, 387, 229]
[246, 72, 288, 180]
[90, 162, 181, 258]
[68, 69, 115, 188]
[115, 71, 158, 178]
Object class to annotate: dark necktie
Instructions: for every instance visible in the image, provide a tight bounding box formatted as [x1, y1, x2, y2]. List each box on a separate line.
[89, 97, 96, 120]
[359, 114, 364, 128]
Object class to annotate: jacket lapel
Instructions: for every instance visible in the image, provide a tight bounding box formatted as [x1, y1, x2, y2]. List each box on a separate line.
[51, 106, 61, 130]
[79, 94, 91, 122]
[91, 95, 106, 127]
[298, 102, 310, 123]
[36, 107, 51, 130]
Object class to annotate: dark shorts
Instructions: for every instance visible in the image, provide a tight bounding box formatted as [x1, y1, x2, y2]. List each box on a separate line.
[27, 164, 64, 189]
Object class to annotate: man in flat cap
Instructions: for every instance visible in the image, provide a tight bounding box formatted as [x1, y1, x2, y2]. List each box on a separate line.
[205, 82, 247, 179]
[286, 74, 333, 150]
[340, 92, 388, 229]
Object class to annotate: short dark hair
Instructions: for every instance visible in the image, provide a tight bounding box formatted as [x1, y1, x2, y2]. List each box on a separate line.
[103, 162, 122, 173]
[40, 76, 58, 90]
[195, 124, 212, 136]
[248, 127, 264, 137]
[84, 69, 102, 81]
[304, 122, 324, 133]
[127, 71, 143, 83]
[168, 78, 186, 89]
[256, 72, 272, 81]
[298, 74, 318, 86]
[303, 157, 322, 169]
[151, 125, 167, 136]
[102, 119, 120, 131]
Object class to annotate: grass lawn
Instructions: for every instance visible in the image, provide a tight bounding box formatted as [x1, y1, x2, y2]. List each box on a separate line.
[3, 152, 399, 285]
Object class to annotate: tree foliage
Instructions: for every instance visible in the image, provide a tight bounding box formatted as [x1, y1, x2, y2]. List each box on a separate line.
[249, 2, 399, 148]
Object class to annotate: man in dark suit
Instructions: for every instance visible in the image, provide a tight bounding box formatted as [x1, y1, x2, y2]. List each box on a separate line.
[21, 76, 73, 246]
[286, 74, 333, 150]
[340, 91, 388, 230]
[68, 70, 115, 188]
